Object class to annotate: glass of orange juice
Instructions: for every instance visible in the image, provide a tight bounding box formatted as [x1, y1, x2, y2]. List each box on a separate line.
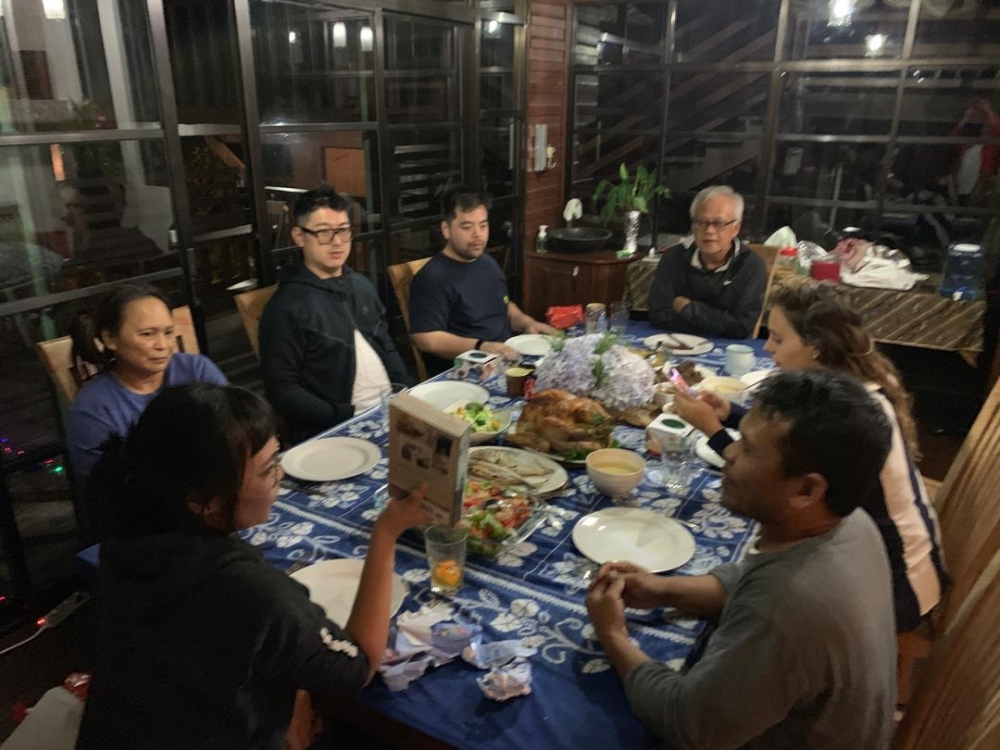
[425, 526, 467, 596]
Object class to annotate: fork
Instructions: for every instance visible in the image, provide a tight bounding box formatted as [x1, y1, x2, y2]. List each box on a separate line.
[287, 549, 320, 575]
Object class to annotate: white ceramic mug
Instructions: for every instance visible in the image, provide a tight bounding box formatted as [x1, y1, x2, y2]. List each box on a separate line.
[724, 344, 755, 377]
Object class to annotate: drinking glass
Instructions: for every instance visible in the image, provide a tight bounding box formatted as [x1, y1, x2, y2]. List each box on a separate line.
[381, 382, 408, 432]
[609, 300, 629, 335]
[425, 526, 468, 596]
[649, 448, 696, 495]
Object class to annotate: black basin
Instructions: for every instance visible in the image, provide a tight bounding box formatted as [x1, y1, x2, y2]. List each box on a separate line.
[547, 227, 612, 254]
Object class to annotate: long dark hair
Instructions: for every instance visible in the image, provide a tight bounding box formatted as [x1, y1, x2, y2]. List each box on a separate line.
[769, 276, 920, 457]
[90, 384, 277, 537]
[70, 283, 171, 372]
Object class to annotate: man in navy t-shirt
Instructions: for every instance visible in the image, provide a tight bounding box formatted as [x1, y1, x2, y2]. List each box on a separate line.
[409, 188, 557, 375]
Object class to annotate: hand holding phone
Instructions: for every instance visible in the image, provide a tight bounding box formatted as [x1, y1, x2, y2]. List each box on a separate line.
[668, 367, 697, 397]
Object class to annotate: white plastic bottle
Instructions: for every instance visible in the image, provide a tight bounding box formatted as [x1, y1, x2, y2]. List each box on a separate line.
[536, 225, 548, 253]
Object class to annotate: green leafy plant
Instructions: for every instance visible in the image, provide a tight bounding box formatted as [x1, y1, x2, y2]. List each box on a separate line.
[592, 163, 670, 225]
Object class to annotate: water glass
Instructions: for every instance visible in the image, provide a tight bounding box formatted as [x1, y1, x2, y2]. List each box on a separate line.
[609, 300, 629, 335]
[381, 382, 408, 432]
[650, 449, 695, 495]
[425, 526, 468, 596]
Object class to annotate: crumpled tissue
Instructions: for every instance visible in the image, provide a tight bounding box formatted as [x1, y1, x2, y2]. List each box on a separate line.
[378, 603, 536, 700]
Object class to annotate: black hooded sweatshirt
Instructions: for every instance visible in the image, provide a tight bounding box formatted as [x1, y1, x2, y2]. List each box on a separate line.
[76, 531, 369, 750]
[258, 261, 414, 445]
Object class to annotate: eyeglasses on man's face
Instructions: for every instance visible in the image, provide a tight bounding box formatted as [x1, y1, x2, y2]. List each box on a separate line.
[298, 225, 353, 245]
[692, 218, 738, 232]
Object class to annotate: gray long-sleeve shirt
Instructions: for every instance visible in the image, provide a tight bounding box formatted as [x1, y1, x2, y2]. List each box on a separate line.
[625, 510, 897, 749]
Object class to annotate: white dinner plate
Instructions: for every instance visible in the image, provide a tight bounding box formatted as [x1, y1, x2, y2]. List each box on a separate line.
[409, 381, 490, 410]
[468, 445, 569, 494]
[505, 334, 554, 357]
[281, 437, 381, 482]
[694, 429, 739, 469]
[572, 507, 696, 572]
[740, 369, 775, 388]
[643, 333, 713, 356]
[291, 559, 407, 627]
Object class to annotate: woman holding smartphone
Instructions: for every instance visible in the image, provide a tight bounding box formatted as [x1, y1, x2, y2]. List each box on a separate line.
[675, 277, 946, 633]
[77, 383, 427, 749]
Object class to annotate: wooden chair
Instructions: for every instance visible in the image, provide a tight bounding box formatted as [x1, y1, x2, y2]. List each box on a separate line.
[386, 257, 431, 383]
[35, 305, 201, 404]
[234, 285, 277, 359]
[892, 547, 1000, 749]
[746, 243, 780, 339]
[896, 372, 1000, 704]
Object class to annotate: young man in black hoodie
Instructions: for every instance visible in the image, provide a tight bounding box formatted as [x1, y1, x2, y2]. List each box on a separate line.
[647, 185, 767, 339]
[258, 186, 413, 444]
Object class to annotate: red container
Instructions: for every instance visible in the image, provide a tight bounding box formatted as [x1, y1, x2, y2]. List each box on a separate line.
[810, 257, 842, 283]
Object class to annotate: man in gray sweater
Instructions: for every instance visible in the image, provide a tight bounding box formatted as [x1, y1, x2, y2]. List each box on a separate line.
[586, 371, 898, 749]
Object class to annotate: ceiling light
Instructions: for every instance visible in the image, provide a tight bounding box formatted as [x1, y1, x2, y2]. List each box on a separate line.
[288, 31, 297, 44]
[866, 33, 887, 55]
[829, 0, 853, 26]
[42, 0, 67, 20]
[333, 22, 347, 49]
[360, 26, 373, 52]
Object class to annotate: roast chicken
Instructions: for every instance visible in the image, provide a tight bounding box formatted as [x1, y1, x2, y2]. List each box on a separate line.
[507, 389, 614, 455]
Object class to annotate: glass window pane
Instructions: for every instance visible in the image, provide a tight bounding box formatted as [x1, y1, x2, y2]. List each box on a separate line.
[385, 17, 454, 71]
[166, 0, 240, 124]
[666, 72, 770, 133]
[481, 118, 518, 199]
[674, 0, 779, 63]
[777, 70, 898, 136]
[387, 130, 462, 223]
[0, 0, 160, 132]
[250, 4, 375, 125]
[888, 143, 999, 209]
[575, 73, 664, 132]
[898, 68, 1000, 137]
[261, 131, 381, 233]
[574, 4, 667, 66]
[481, 21, 515, 69]
[770, 141, 885, 202]
[765, 202, 873, 243]
[481, 72, 515, 111]
[389, 223, 440, 264]
[182, 135, 250, 237]
[879, 206, 992, 259]
[661, 138, 761, 198]
[785, 1, 911, 61]
[385, 73, 457, 123]
[570, 132, 662, 208]
[913, 4, 1000, 59]
[0, 142, 177, 297]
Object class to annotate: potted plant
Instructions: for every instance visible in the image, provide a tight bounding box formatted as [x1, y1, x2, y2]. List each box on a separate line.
[592, 163, 670, 256]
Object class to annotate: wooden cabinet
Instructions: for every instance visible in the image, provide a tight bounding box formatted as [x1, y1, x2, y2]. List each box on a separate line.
[522, 250, 637, 321]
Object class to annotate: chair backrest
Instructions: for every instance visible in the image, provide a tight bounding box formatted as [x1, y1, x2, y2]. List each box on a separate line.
[892, 547, 1000, 749]
[747, 243, 780, 339]
[930, 372, 1000, 631]
[35, 305, 201, 404]
[386, 257, 432, 382]
[234, 285, 277, 359]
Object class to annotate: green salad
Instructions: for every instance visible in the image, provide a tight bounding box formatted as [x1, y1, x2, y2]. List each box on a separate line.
[454, 402, 502, 433]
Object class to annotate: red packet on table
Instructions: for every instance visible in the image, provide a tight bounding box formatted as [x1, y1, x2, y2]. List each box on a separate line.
[546, 305, 584, 330]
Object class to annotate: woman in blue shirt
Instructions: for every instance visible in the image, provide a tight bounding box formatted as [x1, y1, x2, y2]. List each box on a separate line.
[67, 284, 227, 535]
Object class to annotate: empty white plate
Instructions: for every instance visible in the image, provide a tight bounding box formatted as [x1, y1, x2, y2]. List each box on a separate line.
[291, 559, 407, 627]
[643, 333, 713, 356]
[281, 437, 381, 482]
[740, 369, 775, 388]
[505, 334, 554, 357]
[572, 507, 695, 572]
[408, 380, 490, 410]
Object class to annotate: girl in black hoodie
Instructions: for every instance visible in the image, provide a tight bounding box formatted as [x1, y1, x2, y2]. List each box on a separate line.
[77, 383, 427, 749]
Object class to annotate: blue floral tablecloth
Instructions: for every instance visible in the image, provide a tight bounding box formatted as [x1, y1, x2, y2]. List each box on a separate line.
[242, 325, 772, 749]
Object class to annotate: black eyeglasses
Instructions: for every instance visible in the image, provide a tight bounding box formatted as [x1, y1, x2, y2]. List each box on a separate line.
[692, 219, 738, 232]
[298, 225, 353, 245]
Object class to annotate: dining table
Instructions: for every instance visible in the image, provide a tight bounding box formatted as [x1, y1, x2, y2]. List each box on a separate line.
[242, 322, 773, 749]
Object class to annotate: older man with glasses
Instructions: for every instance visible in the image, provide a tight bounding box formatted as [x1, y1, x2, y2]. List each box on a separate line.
[258, 185, 413, 444]
[647, 185, 767, 339]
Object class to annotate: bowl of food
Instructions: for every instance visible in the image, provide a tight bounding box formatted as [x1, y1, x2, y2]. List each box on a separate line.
[695, 376, 747, 402]
[586, 448, 646, 497]
[448, 402, 512, 445]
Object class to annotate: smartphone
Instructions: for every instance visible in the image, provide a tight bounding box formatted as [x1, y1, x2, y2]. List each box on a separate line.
[668, 367, 697, 397]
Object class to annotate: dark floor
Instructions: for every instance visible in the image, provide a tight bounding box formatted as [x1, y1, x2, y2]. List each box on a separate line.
[0, 313, 982, 741]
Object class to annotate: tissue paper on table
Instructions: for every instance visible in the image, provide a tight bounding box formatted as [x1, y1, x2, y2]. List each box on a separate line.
[462, 639, 538, 670]
[477, 662, 533, 702]
[378, 604, 483, 691]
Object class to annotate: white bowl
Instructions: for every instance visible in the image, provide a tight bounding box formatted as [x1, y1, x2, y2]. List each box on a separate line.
[586, 448, 646, 497]
[408, 381, 489, 410]
[695, 376, 747, 402]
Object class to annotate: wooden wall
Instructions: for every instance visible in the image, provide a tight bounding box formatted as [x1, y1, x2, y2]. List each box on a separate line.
[522, 0, 571, 254]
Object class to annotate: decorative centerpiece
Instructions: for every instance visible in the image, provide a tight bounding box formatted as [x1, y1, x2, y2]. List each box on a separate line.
[534, 333, 655, 411]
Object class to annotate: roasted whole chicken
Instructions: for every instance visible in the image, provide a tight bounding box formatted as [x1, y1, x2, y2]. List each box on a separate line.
[506, 389, 614, 457]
